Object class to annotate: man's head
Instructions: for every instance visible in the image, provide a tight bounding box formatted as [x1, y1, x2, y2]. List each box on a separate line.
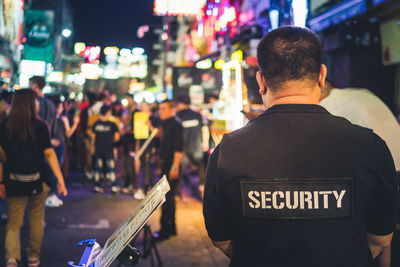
[100, 104, 112, 119]
[256, 26, 326, 106]
[29, 76, 46, 95]
[175, 95, 190, 112]
[159, 100, 175, 121]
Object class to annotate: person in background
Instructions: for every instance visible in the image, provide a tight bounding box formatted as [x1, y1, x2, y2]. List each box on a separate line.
[320, 80, 400, 173]
[85, 92, 109, 179]
[45, 99, 79, 208]
[77, 92, 96, 177]
[92, 105, 120, 194]
[121, 96, 138, 195]
[0, 89, 67, 267]
[154, 100, 183, 241]
[175, 95, 209, 198]
[29, 76, 56, 128]
[320, 80, 400, 266]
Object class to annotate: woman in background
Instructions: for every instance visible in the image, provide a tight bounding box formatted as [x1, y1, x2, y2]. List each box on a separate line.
[46, 98, 79, 207]
[0, 89, 67, 267]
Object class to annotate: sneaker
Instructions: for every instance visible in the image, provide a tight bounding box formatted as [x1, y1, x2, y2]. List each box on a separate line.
[45, 194, 62, 208]
[133, 189, 145, 200]
[85, 170, 93, 180]
[122, 185, 134, 194]
[28, 257, 40, 267]
[94, 186, 104, 193]
[111, 186, 120, 194]
[6, 259, 17, 267]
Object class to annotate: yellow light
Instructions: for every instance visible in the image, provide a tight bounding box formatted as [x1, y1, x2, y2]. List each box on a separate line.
[231, 50, 243, 62]
[196, 58, 212, 69]
[74, 42, 86, 55]
[104, 46, 119, 56]
[214, 59, 225, 69]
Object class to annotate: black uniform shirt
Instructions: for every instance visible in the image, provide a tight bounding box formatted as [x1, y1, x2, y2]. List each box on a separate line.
[203, 104, 399, 267]
[160, 117, 183, 170]
[176, 108, 203, 158]
[93, 120, 118, 157]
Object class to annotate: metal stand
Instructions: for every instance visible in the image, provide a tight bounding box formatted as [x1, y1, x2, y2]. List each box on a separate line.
[68, 239, 140, 267]
[116, 245, 140, 267]
[133, 224, 162, 267]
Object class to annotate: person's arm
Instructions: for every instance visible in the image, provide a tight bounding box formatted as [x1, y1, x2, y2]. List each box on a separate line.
[44, 148, 67, 196]
[367, 233, 393, 259]
[366, 135, 399, 261]
[0, 162, 5, 199]
[203, 145, 234, 258]
[212, 240, 233, 259]
[114, 132, 120, 143]
[202, 125, 210, 152]
[169, 123, 184, 180]
[63, 115, 79, 138]
[169, 151, 183, 180]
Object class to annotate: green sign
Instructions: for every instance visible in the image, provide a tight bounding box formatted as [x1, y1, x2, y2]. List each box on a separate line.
[24, 9, 54, 62]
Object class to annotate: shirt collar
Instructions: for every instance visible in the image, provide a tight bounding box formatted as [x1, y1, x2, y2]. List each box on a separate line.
[262, 104, 329, 116]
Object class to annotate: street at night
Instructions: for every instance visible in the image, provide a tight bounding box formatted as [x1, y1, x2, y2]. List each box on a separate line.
[0, 0, 400, 266]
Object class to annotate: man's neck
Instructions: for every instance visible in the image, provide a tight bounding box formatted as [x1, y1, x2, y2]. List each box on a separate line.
[265, 82, 321, 109]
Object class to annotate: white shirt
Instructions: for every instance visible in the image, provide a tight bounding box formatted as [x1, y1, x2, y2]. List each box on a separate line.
[320, 88, 400, 171]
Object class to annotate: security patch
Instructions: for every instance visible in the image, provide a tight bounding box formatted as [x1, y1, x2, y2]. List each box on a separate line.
[240, 178, 353, 219]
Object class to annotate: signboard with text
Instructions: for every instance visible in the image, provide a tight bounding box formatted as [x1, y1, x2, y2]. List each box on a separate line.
[23, 9, 54, 62]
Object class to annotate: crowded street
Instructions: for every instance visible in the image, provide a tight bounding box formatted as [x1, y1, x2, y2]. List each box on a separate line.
[0, 0, 400, 266]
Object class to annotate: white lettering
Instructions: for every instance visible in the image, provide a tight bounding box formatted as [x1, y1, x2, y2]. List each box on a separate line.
[285, 191, 299, 209]
[319, 191, 332, 209]
[263, 191, 272, 209]
[300, 191, 313, 209]
[333, 190, 346, 208]
[272, 191, 284, 209]
[248, 191, 260, 209]
[313, 191, 319, 209]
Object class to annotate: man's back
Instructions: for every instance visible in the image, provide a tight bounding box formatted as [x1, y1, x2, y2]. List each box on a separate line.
[176, 108, 203, 157]
[320, 88, 400, 171]
[203, 104, 398, 266]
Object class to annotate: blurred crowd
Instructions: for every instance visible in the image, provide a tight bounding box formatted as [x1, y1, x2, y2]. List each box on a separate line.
[0, 76, 213, 207]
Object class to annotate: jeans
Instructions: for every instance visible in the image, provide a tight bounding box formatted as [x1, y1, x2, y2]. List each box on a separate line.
[94, 156, 116, 187]
[5, 183, 49, 260]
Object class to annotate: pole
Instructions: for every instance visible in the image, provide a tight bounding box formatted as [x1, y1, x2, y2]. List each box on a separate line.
[162, 15, 171, 93]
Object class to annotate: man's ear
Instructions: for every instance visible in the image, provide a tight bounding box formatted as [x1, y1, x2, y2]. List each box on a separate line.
[318, 64, 327, 89]
[256, 71, 267, 95]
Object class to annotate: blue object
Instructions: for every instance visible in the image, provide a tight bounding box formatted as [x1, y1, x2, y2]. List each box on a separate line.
[308, 0, 367, 32]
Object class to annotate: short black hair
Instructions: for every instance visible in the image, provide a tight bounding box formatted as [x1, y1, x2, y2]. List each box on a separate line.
[29, 76, 46, 90]
[160, 99, 174, 109]
[257, 26, 322, 91]
[97, 92, 107, 101]
[100, 104, 111, 115]
[176, 95, 191, 105]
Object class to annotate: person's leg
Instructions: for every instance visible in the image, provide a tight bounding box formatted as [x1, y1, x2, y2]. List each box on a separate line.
[26, 184, 50, 259]
[106, 157, 117, 188]
[159, 175, 179, 237]
[5, 196, 28, 261]
[94, 156, 103, 188]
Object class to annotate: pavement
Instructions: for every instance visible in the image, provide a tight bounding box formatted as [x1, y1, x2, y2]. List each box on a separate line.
[1, 173, 399, 267]
[0, 174, 230, 267]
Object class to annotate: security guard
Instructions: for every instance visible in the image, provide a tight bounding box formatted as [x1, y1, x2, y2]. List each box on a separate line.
[203, 26, 399, 267]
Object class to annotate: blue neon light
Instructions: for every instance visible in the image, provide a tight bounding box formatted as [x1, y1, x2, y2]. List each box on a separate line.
[308, 0, 366, 32]
[372, 0, 387, 5]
